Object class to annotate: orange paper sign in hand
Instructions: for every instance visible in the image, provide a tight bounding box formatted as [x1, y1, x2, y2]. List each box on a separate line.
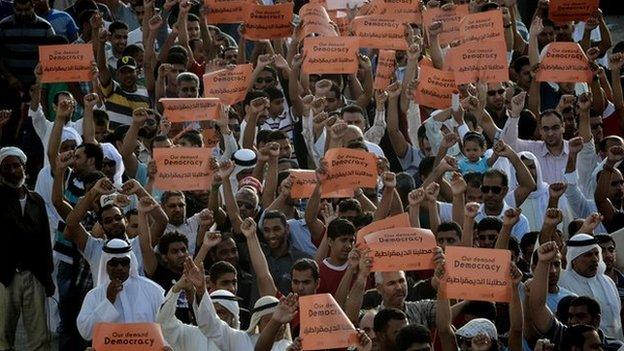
[367, 0, 423, 24]
[363, 227, 437, 272]
[536, 42, 593, 83]
[414, 64, 456, 109]
[450, 40, 509, 85]
[321, 148, 378, 194]
[203, 64, 253, 105]
[549, 0, 599, 22]
[242, 2, 294, 40]
[202, 128, 220, 148]
[442, 246, 512, 303]
[422, 4, 469, 45]
[39, 44, 94, 83]
[352, 15, 409, 50]
[204, 0, 251, 23]
[154, 147, 214, 191]
[300, 4, 339, 38]
[356, 212, 410, 244]
[459, 10, 505, 44]
[373, 50, 396, 90]
[92, 323, 165, 351]
[299, 294, 358, 350]
[289, 170, 355, 199]
[159, 98, 221, 123]
[302, 37, 359, 75]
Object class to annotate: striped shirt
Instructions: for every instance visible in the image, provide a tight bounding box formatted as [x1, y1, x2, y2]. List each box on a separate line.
[0, 15, 55, 87]
[102, 80, 150, 125]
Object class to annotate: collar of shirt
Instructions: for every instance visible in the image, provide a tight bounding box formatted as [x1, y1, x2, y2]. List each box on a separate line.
[478, 201, 510, 218]
[538, 140, 569, 158]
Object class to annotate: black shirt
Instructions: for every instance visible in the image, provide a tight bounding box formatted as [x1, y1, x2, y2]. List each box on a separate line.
[152, 262, 195, 324]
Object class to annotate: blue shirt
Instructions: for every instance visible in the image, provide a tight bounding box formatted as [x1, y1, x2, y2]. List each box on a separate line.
[458, 156, 490, 175]
[42, 9, 78, 42]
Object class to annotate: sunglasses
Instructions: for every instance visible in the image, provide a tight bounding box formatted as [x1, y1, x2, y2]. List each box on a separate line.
[487, 89, 505, 97]
[107, 258, 130, 267]
[480, 185, 502, 194]
[256, 77, 274, 84]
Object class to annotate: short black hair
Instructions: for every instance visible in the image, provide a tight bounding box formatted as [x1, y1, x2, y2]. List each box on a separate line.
[109, 21, 128, 33]
[477, 216, 503, 232]
[463, 131, 487, 149]
[266, 130, 289, 143]
[53, 91, 73, 105]
[161, 190, 185, 204]
[352, 212, 374, 229]
[341, 104, 366, 120]
[418, 156, 436, 179]
[338, 198, 362, 215]
[462, 301, 496, 321]
[540, 109, 563, 123]
[560, 325, 597, 351]
[97, 203, 122, 223]
[483, 168, 508, 188]
[77, 143, 104, 170]
[292, 258, 320, 281]
[93, 110, 109, 126]
[595, 234, 615, 246]
[180, 129, 203, 147]
[122, 44, 144, 57]
[264, 210, 287, 227]
[264, 86, 284, 101]
[256, 129, 273, 145]
[464, 172, 484, 188]
[395, 324, 432, 351]
[520, 231, 539, 258]
[208, 261, 237, 284]
[243, 90, 269, 108]
[570, 296, 601, 319]
[437, 222, 462, 239]
[373, 308, 407, 333]
[512, 55, 530, 73]
[124, 208, 138, 219]
[327, 218, 356, 240]
[159, 231, 189, 255]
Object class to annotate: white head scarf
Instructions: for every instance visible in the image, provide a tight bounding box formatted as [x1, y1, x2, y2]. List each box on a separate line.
[210, 289, 241, 329]
[96, 238, 140, 287]
[0, 146, 27, 165]
[230, 149, 257, 192]
[565, 233, 606, 274]
[245, 295, 291, 341]
[61, 127, 83, 145]
[100, 143, 124, 186]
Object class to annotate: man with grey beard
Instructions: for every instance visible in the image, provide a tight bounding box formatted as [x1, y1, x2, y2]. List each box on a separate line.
[0, 146, 54, 350]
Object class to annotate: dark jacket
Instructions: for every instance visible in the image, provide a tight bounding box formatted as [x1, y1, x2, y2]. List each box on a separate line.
[0, 185, 54, 296]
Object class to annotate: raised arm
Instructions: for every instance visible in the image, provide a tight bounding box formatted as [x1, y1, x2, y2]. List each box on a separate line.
[595, 146, 624, 222]
[120, 108, 145, 180]
[137, 196, 159, 277]
[386, 81, 410, 159]
[354, 55, 373, 109]
[373, 172, 396, 221]
[529, 241, 558, 335]
[539, 208, 563, 246]
[495, 140, 536, 207]
[51, 151, 75, 219]
[508, 263, 524, 351]
[305, 163, 329, 246]
[218, 160, 244, 234]
[449, 172, 467, 225]
[255, 293, 298, 351]
[608, 54, 624, 131]
[496, 208, 520, 250]
[82, 93, 100, 145]
[435, 255, 457, 351]
[407, 188, 425, 228]
[461, 202, 479, 247]
[66, 178, 115, 251]
[240, 218, 278, 296]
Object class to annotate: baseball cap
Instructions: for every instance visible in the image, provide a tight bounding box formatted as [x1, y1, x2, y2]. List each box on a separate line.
[117, 56, 137, 70]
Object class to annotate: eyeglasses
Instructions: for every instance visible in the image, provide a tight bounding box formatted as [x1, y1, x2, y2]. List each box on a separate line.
[256, 77, 274, 84]
[480, 185, 502, 194]
[107, 258, 130, 267]
[487, 89, 505, 97]
[541, 124, 561, 133]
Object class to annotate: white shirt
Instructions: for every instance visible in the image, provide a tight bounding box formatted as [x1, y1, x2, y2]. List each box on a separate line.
[475, 202, 530, 241]
[77, 275, 165, 340]
[29, 104, 81, 169]
[165, 214, 201, 255]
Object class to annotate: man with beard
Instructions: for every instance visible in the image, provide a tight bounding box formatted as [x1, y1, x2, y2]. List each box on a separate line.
[77, 238, 165, 340]
[159, 190, 214, 255]
[0, 147, 54, 351]
[64, 177, 168, 284]
[95, 21, 150, 126]
[594, 146, 624, 232]
[558, 234, 623, 339]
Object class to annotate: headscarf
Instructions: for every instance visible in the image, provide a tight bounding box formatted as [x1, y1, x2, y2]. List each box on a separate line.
[230, 149, 257, 192]
[96, 238, 140, 287]
[61, 126, 83, 145]
[100, 142, 125, 186]
[210, 289, 241, 329]
[0, 146, 27, 165]
[564, 233, 605, 275]
[245, 295, 291, 341]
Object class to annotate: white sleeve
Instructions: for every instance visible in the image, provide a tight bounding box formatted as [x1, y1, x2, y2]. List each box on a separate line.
[302, 110, 319, 168]
[76, 289, 121, 340]
[406, 100, 421, 147]
[29, 104, 52, 143]
[157, 290, 194, 347]
[364, 109, 387, 144]
[220, 132, 238, 162]
[576, 140, 598, 196]
[194, 290, 247, 350]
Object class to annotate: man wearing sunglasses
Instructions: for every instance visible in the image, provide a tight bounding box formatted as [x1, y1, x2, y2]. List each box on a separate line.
[485, 83, 509, 128]
[77, 238, 165, 341]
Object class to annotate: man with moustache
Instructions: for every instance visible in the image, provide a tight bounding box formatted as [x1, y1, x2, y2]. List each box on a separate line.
[0, 147, 54, 351]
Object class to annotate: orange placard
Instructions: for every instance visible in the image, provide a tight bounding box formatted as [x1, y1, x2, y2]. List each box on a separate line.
[92, 323, 165, 351]
[459, 10, 504, 44]
[204, 0, 251, 23]
[326, 0, 365, 10]
[321, 148, 378, 193]
[302, 36, 359, 74]
[289, 170, 355, 199]
[363, 227, 437, 272]
[442, 246, 511, 303]
[203, 64, 253, 105]
[536, 42, 593, 83]
[299, 294, 358, 350]
[549, 0, 599, 22]
[450, 40, 509, 85]
[356, 212, 410, 244]
[300, 4, 339, 37]
[367, 0, 422, 24]
[39, 44, 94, 83]
[329, 10, 351, 35]
[202, 128, 220, 148]
[414, 64, 456, 109]
[422, 4, 469, 46]
[352, 15, 408, 50]
[373, 50, 396, 90]
[159, 98, 220, 123]
[153, 147, 214, 191]
[242, 3, 294, 40]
